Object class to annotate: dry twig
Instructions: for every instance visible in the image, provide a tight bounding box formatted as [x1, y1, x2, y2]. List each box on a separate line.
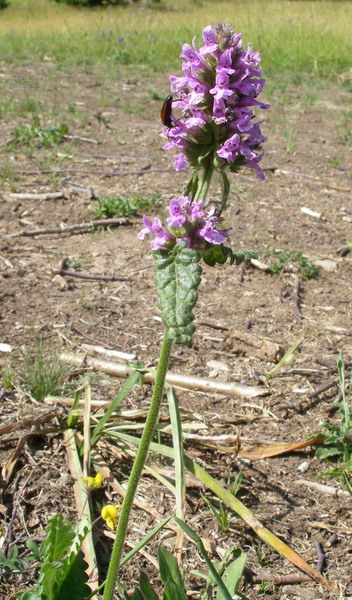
[10, 217, 131, 237]
[60, 351, 269, 399]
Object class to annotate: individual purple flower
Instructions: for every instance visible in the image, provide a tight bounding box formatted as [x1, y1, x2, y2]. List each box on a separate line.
[217, 133, 240, 162]
[163, 23, 269, 178]
[199, 25, 218, 55]
[138, 196, 231, 251]
[167, 199, 187, 227]
[138, 216, 174, 249]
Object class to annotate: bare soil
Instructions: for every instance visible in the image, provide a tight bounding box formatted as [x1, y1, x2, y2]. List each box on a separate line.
[0, 63, 352, 600]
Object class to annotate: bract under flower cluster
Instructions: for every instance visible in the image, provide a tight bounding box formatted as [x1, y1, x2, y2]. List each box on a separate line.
[138, 196, 230, 251]
[164, 23, 269, 179]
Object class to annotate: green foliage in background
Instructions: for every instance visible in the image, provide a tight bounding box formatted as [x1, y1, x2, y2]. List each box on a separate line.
[91, 194, 158, 219]
[0, 1, 351, 84]
[268, 251, 320, 279]
[8, 119, 68, 148]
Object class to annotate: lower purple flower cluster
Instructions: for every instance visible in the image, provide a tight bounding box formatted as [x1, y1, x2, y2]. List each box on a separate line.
[163, 23, 269, 179]
[138, 196, 230, 250]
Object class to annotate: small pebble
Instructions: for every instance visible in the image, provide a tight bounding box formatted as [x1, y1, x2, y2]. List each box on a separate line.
[297, 461, 309, 473]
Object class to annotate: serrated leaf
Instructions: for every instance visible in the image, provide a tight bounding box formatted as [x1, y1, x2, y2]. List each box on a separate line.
[55, 549, 90, 600]
[202, 245, 259, 267]
[43, 515, 75, 564]
[202, 244, 228, 266]
[158, 547, 187, 599]
[40, 515, 75, 599]
[53, 518, 91, 597]
[154, 242, 201, 347]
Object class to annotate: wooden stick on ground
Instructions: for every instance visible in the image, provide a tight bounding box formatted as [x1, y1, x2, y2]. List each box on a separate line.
[60, 351, 269, 399]
[9, 217, 131, 237]
[5, 192, 65, 201]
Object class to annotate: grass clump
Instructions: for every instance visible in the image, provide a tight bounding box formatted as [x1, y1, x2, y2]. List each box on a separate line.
[91, 194, 158, 218]
[8, 119, 68, 148]
[20, 336, 70, 402]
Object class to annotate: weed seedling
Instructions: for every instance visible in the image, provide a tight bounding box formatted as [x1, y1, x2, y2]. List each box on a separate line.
[66, 255, 85, 269]
[316, 353, 352, 490]
[202, 473, 242, 533]
[268, 251, 320, 279]
[1, 362, 16, 389]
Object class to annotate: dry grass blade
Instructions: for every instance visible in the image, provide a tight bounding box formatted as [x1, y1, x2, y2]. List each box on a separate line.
[238, 435, 324, 459]
[83, 382, 92, 477]
[1, 434, 31, 486]
[116, 432, 338, 595]
[167, 386, 186, 564]
[0, 406, 64, 436]
[64, 429, 99, 597]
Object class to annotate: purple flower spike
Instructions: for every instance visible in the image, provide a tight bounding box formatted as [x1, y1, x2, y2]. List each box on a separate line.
[164, 23, 269, 178]
[138, 197, 231, 251]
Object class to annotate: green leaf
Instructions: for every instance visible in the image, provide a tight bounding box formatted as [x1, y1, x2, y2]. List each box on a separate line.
[158, 547, 187, 600]
[316, 446, 342, 459]
[202, 245, 259, 267]
[174, 519, 232, 600]
[216, 552, 246, 600]
[16, 590, 48, 600]
[40, 515, 75, 599]
[66, 387, 83, 428]
[202, 244, 228, 267]
[25, 540, 43, 560]
[136, 572, 159, 600]
[163, 579, 186, 600]
[55, 549, 90, 600]
[90, 369, 142, 446]
[154, 242, 202, 347]
[120, 516, 172, 568]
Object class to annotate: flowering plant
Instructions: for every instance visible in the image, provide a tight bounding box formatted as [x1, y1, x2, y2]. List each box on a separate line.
[103, 23, 268, 600]
[164, 23, 269, 182]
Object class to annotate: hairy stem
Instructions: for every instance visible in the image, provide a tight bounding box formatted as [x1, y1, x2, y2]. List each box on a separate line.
[102, 330, 172, 600]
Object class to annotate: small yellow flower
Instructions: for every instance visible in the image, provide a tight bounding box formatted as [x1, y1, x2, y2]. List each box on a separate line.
[101, 504, 121, 530]
[82, 472, 103, 490]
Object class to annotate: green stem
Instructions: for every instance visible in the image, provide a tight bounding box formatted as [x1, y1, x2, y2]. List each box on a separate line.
[193, 159, 214, 204]
[218, 170, 230, 216]
[102, 329, 172, 600]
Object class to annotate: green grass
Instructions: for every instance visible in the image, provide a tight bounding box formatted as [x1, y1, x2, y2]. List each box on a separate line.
[91, 194, 159, 218]
[0, 0, 352, 83]
[19, 336, 71, 402]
